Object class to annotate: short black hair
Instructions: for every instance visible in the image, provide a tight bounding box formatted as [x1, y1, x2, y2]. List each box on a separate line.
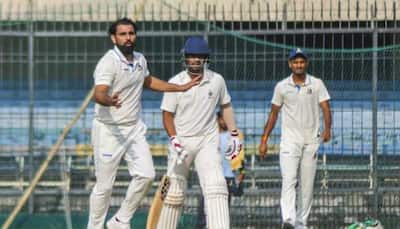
[108, 17, 138, 35]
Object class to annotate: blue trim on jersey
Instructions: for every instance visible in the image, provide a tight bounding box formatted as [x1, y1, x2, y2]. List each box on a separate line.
[288, 74, 312, 87]
[112, 46, 141, 73]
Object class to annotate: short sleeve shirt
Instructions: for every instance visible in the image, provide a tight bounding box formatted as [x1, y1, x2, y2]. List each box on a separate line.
[271, 74, 330, 144]
[161, 69, 231, 137]
[94, 46, 150, 125]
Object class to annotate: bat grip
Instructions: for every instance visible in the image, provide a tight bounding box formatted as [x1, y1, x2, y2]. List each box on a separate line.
[166, 151, 187, 176]
[177, 151, 188, 165]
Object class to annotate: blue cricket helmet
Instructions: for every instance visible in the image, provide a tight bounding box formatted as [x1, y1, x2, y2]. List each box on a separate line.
[183, 36, 210, 55]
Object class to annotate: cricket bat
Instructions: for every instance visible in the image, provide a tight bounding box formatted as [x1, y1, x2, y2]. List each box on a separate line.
[146, 174, 171, 229]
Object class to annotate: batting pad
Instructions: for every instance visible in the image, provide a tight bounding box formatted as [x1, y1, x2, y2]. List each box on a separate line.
[202, 173, 230, 229]
[204, 185, 230, 229]
[156, 175, 187, 229]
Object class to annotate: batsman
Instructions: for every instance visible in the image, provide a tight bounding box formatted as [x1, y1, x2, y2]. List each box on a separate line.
[155, 36, 242, 229]
[259, 48, 332, 229]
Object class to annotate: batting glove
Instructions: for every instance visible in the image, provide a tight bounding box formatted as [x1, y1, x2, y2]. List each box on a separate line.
[225, 130, 243, 160]
[169, 136, 188, 164]
[169, 136, 183, 153]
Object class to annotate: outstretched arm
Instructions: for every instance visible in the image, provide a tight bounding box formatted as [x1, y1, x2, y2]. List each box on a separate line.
[259, 104, 281, 159]
[320, 100, 331, 142]
[144, 75, 201, 92]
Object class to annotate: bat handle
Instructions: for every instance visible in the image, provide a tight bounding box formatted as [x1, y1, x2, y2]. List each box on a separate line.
[177, 151, 188, 165]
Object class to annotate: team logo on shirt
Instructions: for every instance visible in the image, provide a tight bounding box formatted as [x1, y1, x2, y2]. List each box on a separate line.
[136, 63, 143, 71]
[307, 88, 313, 94]
[124, 63, 143, 72]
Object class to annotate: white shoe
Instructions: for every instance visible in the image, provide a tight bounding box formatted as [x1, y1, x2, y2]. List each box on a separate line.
[106, 216, 130, 229]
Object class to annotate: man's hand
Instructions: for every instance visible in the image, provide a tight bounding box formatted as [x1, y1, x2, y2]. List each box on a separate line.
[180, 76, 202, 91]
[169, 136, 187, 164]
[321, 128, 331, 142]
[169, 136, 183, 153]
[258, 142, 268, 160]
[94, 85, 122, 108]
[225, 130, 242, 160]
[258, 135, 268, 160]
[110, 91, 122, 108]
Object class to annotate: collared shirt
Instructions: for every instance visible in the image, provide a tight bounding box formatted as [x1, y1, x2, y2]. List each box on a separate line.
[93, 46, 150, 125]
[161, 69, 231, 137]
[271, 74, 330, 144]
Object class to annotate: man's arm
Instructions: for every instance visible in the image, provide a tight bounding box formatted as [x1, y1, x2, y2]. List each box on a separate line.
[144, 75, 200, 92]
[320, 100, 332, 142]
[220, 103, 244, 160]
[163, 110, 186, 160]
[220, 103, 237, 131]
[94, 85, 121, 108]
[259, 104, 281, 159]
[162, 110, 177, 137]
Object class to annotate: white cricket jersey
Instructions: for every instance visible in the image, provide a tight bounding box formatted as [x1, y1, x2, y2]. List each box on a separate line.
[271, 74, 330, 144]
[93, 46, 150, 125]
[161, 69, 231, 137]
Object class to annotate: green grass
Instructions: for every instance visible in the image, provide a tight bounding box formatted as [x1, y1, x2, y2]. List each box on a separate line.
[0, 212, 197, 229]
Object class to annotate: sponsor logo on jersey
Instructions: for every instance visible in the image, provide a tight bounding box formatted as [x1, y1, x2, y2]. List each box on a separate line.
[124, 63, 143, 73]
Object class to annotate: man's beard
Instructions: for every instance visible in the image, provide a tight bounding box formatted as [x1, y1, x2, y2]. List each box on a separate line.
[117, 44, 134, 56]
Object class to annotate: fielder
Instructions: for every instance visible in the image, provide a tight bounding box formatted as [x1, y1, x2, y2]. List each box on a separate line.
[157, 36, 242, 229]
[259, 48, 332, 229]
[88, 18, 200, 229]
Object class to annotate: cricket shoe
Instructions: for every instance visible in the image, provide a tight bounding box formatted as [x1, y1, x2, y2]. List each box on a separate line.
[106, 216, 130, 229]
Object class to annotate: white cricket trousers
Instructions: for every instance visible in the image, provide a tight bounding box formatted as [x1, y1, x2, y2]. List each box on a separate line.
[157, 130, 230, 229]
[87, 119, 155, 229]
[279, 141, 319, 229]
